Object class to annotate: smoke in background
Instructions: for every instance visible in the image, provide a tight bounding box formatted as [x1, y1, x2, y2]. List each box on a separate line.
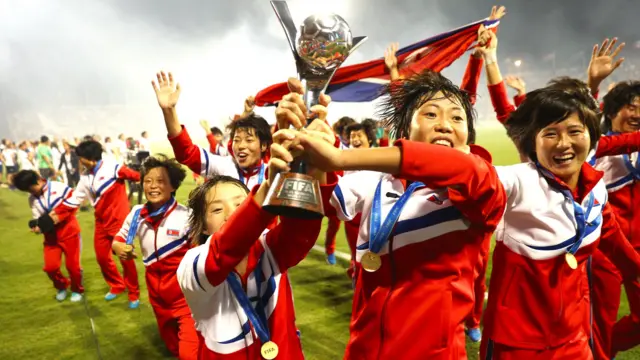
[0, 0, 638, 141]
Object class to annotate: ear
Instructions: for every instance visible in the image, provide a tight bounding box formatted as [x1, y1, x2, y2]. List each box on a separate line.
[261, 143, 267, 154]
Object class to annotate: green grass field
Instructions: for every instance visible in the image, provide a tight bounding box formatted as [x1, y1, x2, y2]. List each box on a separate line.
[0, 126, 637, 359]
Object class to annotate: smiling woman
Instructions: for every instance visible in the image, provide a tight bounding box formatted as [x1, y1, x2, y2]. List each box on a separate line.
[506, 88, 601, 190]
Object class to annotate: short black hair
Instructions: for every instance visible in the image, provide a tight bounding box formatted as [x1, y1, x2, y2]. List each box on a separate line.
[346, 122, 376, 146]
[546, 77, 587, 91]
[602, 81, 640, 132]
[545, 77, 599, 113]
[141, 131, 148, 137]
[506, 88, 600, 162]
[141, 155, 186, 195]
[75, 140, 103, 161]
[227, 114, 272, 157]
[12, 170, 40, 192]
[378, 70, 476, 144]
[40, 135, 49, 143]
[333, 116, 356, 135]
[187, 175, 249, 244]
[210, 127, 223, 136]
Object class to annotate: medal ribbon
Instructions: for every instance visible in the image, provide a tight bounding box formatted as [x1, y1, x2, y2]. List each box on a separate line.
[536, 163, 595, 255]
[226, 255, 271, 345]
[237, 163, 266, 185]
[125, 197, 175, 246]
[89, 160, 103, 197]
[369, 179, 424, 253]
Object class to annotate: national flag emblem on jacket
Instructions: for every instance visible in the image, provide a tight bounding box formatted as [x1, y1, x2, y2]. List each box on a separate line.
[255, 18, 500, 106]
[166, 229, 180, 236]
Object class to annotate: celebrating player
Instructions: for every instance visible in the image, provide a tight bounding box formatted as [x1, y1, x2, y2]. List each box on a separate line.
[176, 127, 337, 359]
[112, 155, 198, 359]
[74, 140, 140, 308]
[13, 170, 84, 302]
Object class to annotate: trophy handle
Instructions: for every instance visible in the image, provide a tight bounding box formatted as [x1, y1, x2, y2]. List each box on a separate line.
[270, 1, 298, 56]
[350, 36, 368, 56]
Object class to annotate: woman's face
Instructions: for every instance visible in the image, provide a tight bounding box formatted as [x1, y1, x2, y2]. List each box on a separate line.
[409, 92, 469, 152]
[203, 183, 248, 235]
[535, 112, 591, 185]
[610, 96, 640, 134]
[232, 128, 265, 170]
[143, 167, 174, 207]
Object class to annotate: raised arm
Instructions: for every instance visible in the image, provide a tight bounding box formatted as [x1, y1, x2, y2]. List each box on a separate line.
[200, 119, 218, 154]
[594, 131, 640, 158]
[587, 38, 625, 96]
[384, 43, 400, 81]
[460, 54, 484, 105]
[297, 135, 506, 226]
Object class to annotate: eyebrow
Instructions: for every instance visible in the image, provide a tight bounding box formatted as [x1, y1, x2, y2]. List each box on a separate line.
[423, 103, 462, 111]
[209, 195, 246, 205]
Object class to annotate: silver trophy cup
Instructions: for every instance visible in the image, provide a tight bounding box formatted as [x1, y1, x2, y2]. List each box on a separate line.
[263, 1, 367, 219]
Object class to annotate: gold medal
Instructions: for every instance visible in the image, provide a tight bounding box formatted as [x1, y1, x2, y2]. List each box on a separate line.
[260, 341, 279, 360]
[565, 252, 578, 270]
[361, 251, 382, 272]
[123, 244, 133, 253]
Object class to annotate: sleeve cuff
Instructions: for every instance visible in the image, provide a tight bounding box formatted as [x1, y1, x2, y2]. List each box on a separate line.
[513, 93, 526, 107]
[248, 185, 277, 226]
[167, 125, 193, 148]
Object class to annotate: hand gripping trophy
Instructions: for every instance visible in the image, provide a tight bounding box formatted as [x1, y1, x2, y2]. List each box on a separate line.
[263, 0, 367, 219]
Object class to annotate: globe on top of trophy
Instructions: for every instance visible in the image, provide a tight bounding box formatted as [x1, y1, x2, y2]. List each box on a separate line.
[263, 1, 367, 220]
[296, 13, 353, 75]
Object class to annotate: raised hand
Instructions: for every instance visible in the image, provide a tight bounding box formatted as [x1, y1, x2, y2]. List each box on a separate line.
[505, 75, 526, 95]
[275, 78, 331, 130]
[151, 71, 181, 109]
[588, 38, 625, 92]
[384, 42, 399, 70]
[242, 96, 256, 116]
[489, 5, 506, 20]
[199, 119, 211, 134]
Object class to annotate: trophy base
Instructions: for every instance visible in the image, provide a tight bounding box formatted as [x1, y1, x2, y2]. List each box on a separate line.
[262, 172, 324, 219]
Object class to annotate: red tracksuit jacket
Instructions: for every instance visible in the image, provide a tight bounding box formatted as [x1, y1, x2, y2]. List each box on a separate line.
[328, 140, 506, 359]
[484, 162, 640, 351]
[114, 199, 190, 308]
[29, 180, 80, 242]
[177, 179, 336, 360]
[75, 159, 140, 236]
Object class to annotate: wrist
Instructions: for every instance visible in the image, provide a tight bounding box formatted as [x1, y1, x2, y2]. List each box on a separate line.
[482, 49, 497, 65]
[587, 78, 601, 93]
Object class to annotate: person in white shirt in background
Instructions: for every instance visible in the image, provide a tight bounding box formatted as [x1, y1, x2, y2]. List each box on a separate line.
[2, 142, 19, 184]
[115, 134, 127, 163]
[103, 137, 117, 162]
[18, 142, 38, 172]
[136, 131, 151, 166]
[50, 141, 63, 181]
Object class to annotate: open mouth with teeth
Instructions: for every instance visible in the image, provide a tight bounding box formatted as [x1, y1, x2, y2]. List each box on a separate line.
[236, 152, 249, 162]
[351, 142, 362, 148]
[627, 119, 640, 128]
[552, 154, 575, 165]
[431, 138, 453, 147]
[147, 191, 162, 197]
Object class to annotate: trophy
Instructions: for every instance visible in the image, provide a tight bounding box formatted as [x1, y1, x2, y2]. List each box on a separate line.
[263, 0, 367, 219]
